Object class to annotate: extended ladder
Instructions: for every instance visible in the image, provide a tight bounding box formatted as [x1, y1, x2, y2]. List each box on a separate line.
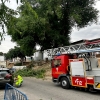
[44, 40, 100, 56]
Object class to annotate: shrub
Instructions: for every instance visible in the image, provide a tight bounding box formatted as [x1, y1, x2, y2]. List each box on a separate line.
[14, 68, 46, 78]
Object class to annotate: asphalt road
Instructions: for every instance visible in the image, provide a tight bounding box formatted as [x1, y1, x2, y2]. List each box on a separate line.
[1, 77, 100, 100]
[19, 77, 100, 100]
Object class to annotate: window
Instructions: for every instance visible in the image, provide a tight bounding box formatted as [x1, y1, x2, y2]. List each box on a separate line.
[53, 59, 61, 67]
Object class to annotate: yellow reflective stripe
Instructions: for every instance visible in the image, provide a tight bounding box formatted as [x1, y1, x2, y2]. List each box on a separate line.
[96, 83, 100, 88]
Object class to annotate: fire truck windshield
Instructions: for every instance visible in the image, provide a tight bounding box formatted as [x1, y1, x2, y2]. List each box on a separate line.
[52, 59, 61, 67]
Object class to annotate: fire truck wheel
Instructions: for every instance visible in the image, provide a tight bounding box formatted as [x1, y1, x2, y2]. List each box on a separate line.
[61, 77, 70, 89]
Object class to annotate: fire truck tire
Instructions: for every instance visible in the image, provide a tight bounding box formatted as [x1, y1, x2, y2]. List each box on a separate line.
[61, 77, 70, 89]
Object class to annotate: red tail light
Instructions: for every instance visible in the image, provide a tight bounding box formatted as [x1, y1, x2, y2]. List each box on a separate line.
[5, 74, 12, 79]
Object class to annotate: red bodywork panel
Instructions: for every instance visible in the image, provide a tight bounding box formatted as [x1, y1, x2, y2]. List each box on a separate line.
[71, 76, 87, 87]
[71, 76, 94, 87]
[52, 54, 70, 79]
[86, 77, 94, 85]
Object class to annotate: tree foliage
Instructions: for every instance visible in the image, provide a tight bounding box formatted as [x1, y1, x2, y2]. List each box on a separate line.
[0, 0, 18, 41]
[4, 46, 25, 60]
[7, 0, 99, 56]
[0, 52, 3, 56]
[7, 1, 39, 56]
[28, 0, 98, 47]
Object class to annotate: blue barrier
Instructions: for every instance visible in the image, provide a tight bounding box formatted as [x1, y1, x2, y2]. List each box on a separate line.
[4, 83, 28, 100]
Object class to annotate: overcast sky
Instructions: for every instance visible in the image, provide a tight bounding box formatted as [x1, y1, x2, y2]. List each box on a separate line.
[0, 0, 100, 53]
[71, 1, 100, 42]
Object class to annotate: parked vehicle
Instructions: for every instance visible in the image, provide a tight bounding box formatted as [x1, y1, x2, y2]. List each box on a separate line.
[0, 67, 14, 87]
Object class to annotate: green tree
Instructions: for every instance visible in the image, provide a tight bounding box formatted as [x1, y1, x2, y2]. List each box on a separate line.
[0, 0, 18, 41]
[7, 1, 39, 56]
[0, 52, 3, 56]
[27, 0, 98, 48]
[7, 0, 99, 55]
[4, 46, 25, 62]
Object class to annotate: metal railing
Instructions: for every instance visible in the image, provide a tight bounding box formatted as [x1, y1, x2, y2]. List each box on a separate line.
[4, 83, 28, 100]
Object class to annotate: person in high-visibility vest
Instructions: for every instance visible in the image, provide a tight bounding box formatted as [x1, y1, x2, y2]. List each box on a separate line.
[15, 75, 23, 87]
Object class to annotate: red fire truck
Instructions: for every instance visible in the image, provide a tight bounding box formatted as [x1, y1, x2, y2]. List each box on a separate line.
[45, 40, 100, 91]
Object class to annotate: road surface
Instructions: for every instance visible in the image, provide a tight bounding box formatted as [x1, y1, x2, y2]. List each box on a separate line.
[0, 77, 100, 100]
[19, 77, 100, 100]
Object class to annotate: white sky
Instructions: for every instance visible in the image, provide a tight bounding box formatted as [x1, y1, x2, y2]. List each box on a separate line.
[71, 1, 100, 42]
[0, 0, 100, 53]
[0, 0, 20, 53]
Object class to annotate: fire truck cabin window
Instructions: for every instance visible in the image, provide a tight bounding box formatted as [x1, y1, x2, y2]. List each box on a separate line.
[54, 59, 61, 67]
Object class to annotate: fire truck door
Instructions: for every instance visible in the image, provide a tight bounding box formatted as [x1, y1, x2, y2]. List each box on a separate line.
[69, 59, 87, 87]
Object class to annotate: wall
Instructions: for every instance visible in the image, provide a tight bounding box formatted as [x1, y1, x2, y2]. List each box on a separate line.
[43, 50, 52, 61]
[32, 51, 43, 61]
[13, 66, 26, 69]
[0, 56, 5, 61]
[32, 50, 52, 61]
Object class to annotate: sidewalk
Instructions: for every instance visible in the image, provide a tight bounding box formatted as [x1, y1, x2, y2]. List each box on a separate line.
[0, 90, 4, 100]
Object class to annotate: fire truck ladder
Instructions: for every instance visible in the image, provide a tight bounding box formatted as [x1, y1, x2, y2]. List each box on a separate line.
[44, 40, 100, 56]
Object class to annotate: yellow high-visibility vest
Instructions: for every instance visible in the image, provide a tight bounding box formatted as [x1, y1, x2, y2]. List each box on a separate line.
[15, 75, 23, 86]
[18, 75, 23, 81]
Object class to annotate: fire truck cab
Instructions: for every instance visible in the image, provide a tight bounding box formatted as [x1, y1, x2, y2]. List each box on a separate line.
[51, 53, 100, 91]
